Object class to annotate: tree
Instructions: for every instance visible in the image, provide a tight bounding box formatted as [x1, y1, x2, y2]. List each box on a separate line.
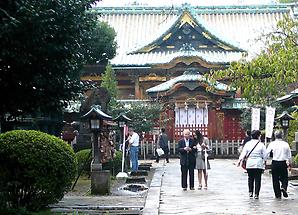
[100, 64, 118, 107]
[0, 0, 116, 120]
[111, 102, 162, 133]
[126, 103, 162, 133]
[206, 16, 298, 105]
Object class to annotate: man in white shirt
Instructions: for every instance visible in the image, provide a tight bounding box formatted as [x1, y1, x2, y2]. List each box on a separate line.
[128, 128, 140, 172]
[266, 130, 292, 199]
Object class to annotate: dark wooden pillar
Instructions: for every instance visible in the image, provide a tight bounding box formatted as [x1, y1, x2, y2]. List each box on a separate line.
[134, 76, 141, 99]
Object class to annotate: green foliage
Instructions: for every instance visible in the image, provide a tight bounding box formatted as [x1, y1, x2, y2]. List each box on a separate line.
[76, 149, 92, 175]
[207, 16, 298, 105]
[240, 108, 265, 132]
[103, 150, 122, 176]
[239, 104, 283, 132]
[76, 149, 122, 176]
[100, 64, 119, 108]
[111, 102, 162, 133]
[85, 22, 117, 65]
[0, 0, 116, 118]
[0, 130, 77, 212]
[294, 154, 298, 166]
[288, 111, 298, 145]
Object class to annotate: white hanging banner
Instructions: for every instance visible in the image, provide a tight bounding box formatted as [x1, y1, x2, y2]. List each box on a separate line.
[188, 108, 196, 125]
[175, 107, 180, 126]
[251, 108, 260, 131]
[204, 103, 209, 125]
[265, 106, 276, 138]
[196, 108, 203, 125]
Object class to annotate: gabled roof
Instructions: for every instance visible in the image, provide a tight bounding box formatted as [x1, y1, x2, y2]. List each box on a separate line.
[146, 70, 235, 97]
[130, 9, 244, 54]
[94, 4, 294, 67]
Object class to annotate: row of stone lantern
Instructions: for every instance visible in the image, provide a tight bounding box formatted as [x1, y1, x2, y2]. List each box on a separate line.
[81, 105, 131, 194]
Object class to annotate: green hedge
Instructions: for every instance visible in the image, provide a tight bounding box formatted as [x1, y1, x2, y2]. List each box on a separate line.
[103, 150, 122, 176]
[76, 149, 122, 176]
[0, 130, 77, 213]
[76, 149, 92, 175]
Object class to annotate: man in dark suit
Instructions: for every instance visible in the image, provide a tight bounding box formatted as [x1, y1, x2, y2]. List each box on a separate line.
[178, 129, 197, 191]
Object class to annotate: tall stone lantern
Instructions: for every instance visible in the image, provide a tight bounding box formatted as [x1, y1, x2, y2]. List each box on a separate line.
[81, 105, 112, 194]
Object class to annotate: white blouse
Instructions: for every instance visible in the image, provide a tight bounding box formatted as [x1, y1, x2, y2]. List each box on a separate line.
[196, 137, 209, 151]
[239, 139, 267, 169]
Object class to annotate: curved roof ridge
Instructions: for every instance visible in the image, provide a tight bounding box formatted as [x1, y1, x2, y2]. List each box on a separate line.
[146, 71, 233, 93]
[93, 4, 291, 14]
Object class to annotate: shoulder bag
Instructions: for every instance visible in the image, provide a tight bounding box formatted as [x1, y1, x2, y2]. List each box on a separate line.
[241, 141, 259, 170]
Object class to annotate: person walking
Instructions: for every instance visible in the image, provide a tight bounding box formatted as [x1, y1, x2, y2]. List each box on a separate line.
[237, 130, 266, 199]
[266, 130, 292, 199]
[194, 130, 210, 190]
[178, 129, 197, 191]
[156, 128, 170, 163]
[127, 128, 139, 172]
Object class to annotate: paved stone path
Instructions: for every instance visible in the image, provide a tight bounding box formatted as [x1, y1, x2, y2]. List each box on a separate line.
[52, 159, 298, 214]
[150, 158, 298, 215]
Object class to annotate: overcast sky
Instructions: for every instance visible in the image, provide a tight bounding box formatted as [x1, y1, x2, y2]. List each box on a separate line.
[94, 0, 277, 7]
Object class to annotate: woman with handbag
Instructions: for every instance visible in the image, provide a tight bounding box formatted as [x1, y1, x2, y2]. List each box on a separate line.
[237, 130, 267, 199]
[194, 130, 210, 190]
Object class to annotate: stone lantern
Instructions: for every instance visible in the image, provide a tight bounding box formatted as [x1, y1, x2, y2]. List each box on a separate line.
[81, 105, 112, 194]
[275, 111, 294, 142]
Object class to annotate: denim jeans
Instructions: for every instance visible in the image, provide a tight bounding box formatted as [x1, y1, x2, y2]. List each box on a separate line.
[130, 146, 139, 172]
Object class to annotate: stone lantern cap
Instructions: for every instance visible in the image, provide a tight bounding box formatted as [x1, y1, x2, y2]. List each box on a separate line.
[81, 105, 112, 121]
[275, 111, 295, 121]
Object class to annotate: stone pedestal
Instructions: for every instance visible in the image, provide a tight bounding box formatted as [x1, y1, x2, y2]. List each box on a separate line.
[91, 170, 110, 195]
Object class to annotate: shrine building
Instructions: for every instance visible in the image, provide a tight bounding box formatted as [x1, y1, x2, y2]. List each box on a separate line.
[81, 2, 297, 141]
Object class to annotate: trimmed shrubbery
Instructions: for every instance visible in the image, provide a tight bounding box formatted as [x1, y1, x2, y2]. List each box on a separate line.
[0, 130, 77, 213]
[76, 149, 122, 176]
[76, 149, 92, 175]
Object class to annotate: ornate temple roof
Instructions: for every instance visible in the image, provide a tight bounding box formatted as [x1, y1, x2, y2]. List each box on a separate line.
[93, 3, 295, 67]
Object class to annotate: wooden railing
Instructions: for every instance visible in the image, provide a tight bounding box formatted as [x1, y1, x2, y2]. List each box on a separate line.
[139, 139, 242, 159]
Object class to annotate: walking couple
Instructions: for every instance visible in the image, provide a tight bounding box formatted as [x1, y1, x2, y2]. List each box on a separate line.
[178, 129, 211, 191]
[237, 129, 292, 199]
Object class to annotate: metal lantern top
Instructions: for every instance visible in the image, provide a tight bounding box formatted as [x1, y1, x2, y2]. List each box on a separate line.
[114, 113, 132, 127]
[275, 111, 295, 129]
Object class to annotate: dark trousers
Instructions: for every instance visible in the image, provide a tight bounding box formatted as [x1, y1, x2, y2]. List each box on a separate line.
[271, 160, 288, 198]
[247, 169, 263, 195]
[181, 165, 195, 189]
